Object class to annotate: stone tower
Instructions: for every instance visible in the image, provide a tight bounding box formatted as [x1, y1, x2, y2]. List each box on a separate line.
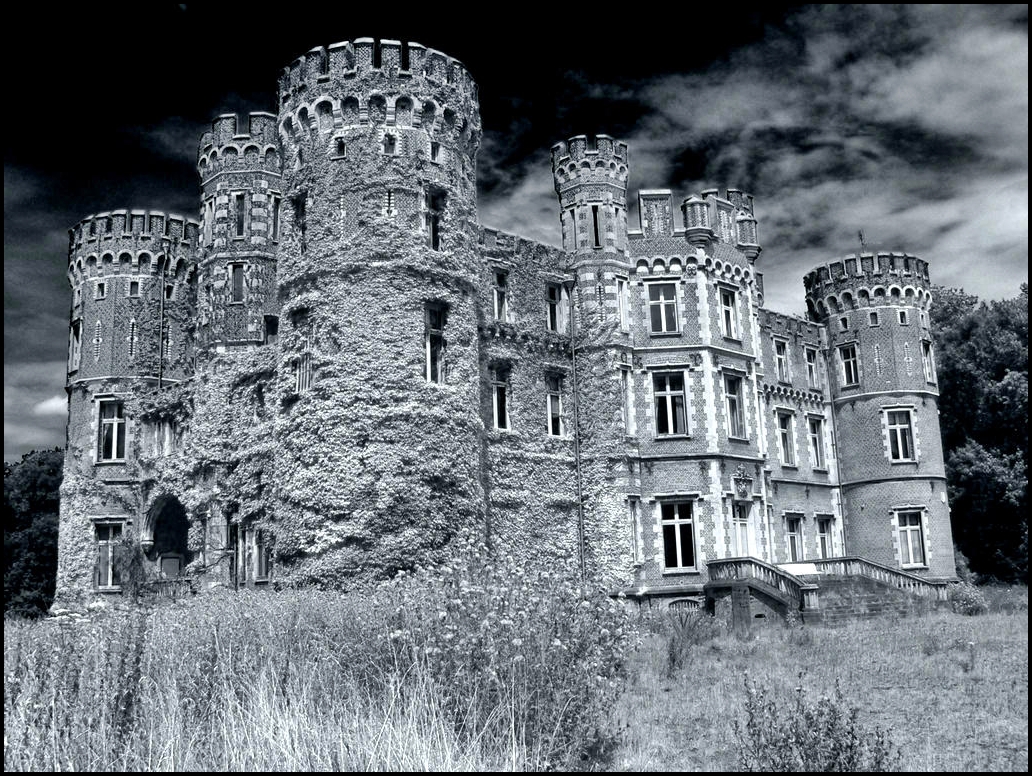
[272, 39, 487, 584]
[804, 253, 955, 579]
[57, 211, 198, 600]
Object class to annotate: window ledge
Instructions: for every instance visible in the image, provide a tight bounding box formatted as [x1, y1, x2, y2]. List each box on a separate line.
[722, 335, 742, 344]
[655, 434, 691, 441]
[890, 459, 918, 465]
[95, 459, 127, 466]
[901, 564, 928, 571]
[727, 436, 750, 443]
[781, 463, 798, 469]
[649, 331, 682, 338]
[662, 569, 701, 576]
[812, 467, 829, 474]
[95, 586, 123, 594]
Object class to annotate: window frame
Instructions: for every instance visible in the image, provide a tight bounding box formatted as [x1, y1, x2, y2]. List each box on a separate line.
[839, 342, 860, 386]
[896, 510, 927, 568]
[661, 500, 698, 572]
[491, 366, 511, 431]
[777, 410, 797, 467]
[93, 519, 125, 590]
[773, 337, 791, 383]
[229, 263, 246, 304]
[97, 399, 127, 463]
[545, 373, 564, 437]
[425, 303, 447, 384]
[807, 415, 826, 470]
[233, 191, 247, 238]
[719, 287, 739, 339]
[545, 283, 564, 333]
[885, 407, 916, 462]
[723, 373, 747, 440]
[785, 514, 803, 562]
[731, 502, 751, 557]
[620, 366, 637, 436]
[653, 372, 689, 437]
[647, 282, 679, 335]
[616, 277, 630, 331]
[805, 347, 820, 389]
[493, 270, 509, 323]
[816, 515, 833, 559]
[922, 340, 936, 384]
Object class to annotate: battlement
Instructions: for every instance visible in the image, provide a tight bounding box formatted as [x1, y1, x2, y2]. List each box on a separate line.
[198, 113, 282, 182]
[278, 39, 477, 115]
[804, 253, 933, 319]
[679, 188, 758, 253]
[70, 210, 200, 254]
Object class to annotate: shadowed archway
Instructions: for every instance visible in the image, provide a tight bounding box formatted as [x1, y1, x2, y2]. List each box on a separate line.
[142, 494, 191, 578]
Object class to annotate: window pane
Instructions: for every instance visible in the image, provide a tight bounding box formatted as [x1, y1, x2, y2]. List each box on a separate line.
[664, 304, 676, 331]
[679, 523, 695, 568]
[656, 395, 670, 433]
[663, 524, 678, 568]
[672, 395, 686, 434]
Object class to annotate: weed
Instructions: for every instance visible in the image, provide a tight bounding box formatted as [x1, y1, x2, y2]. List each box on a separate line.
[663, 608, 723, 675]
[949, 582, 990, 616]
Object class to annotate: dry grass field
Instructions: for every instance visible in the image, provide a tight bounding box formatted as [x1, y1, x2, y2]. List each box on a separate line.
[4, 571, 1027, 772]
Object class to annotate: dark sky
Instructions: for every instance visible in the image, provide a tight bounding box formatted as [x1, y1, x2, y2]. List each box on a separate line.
[4, 4, 1027, 461]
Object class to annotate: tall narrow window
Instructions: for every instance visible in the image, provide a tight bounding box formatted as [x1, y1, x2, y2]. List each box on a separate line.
[617, 278, 630, 331]
[493, 271, 508, 322]
[425, 304, 447, 383]
[263, 315, 279, 346]
[94, 522, 123, 589]
[777, 411, 796, 466]
[384, 189, 396, 219]
[230, 264, 245, 303]
[886, 409, 915, 462]
[839, 343, 860, 386]
[69, 320, 82, 371]
[774, 339, 790, 382]
[293, 340, 313, 393]
[234, 192, 246, 237]
[648, 283, 678, 334]
[491, 366, 510, 430]
[621, 367, 636, 435]
[661, 502, 696, 571]
[724, 374, 746, 439]
[869, 311, 880, 326]
[653, 373, 687, 436]
[96, 281, 107, 300]
[720, 288, 739, 339]
[898, 310, 909, 325]
[545, 283, 564, 332]
[204, 198, 214, 244]
[817, 516, 833, 559]
[383, 133, 397, 155]
[127, 319, 138, 360]
[808, 416, 826, 469]
[731, 503, 750, 557]
[922, 341, 936, 383]
[805, 347, 820, 389]
[546, 374, 563, 437]
[430, 141, 440, 162]
[98, 400, 126, 462]
[254, 529, 272, 581]
[786, 516, 803, 562]
[292, 194, 307, 255]
[93, 321, 103, 361]
[426, 188, 446, 250]
[128, 280, 140, 297]
[335, 139, 347, 157]
[629, 499, 641, 564]
[897, 511, 926, 567]
[591, 204, 601, 248]
[271, 195, 281, 240]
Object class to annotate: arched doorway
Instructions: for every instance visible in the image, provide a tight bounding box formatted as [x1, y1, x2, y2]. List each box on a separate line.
[142, 495, 191, 578]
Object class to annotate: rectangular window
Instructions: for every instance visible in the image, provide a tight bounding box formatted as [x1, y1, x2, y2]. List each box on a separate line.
[839, 343, 860, 386]
[292, 194, 307, 255]
[430, 141, 440, 162]
[621, 367, 636, 435]
[886, 409, 915, 461]
[898, 310, 909, 325]
[230, 264, 245, 303]
[732, 502, 750, 557]
[648, 283, 678, 334]
[839, 316, 849, 332]
[546, 283, 563, 332]
[96, 281, 106, 300]
[546, 374, 563, 436]
[228, 523, 240, 586]
[897, 511, 926, 567]
[629, 499, 641, 565]
[778, 411, 796, 466]
[98, 400, 126, 462]
[808, 416, 826, 470]
[617, 278, 630, 331]
[128, 280, 140, 297]
[805, 347, 820, 389]
[817, 516, 833, 559]
[254, 529, 272, 581]
[661, 501, 697, 571]
[204, 199, 214, 245]
[234, 192, 246, 237]
[922, 341, 936, 383]
[724, 374, 746, 439]
[786, 515, 803, 562]
[774, 339, 790, 382]
[720, 288, 739, 339]
[591, 204, 602, 248]
[263, 315, 279, 346]
[94, 522, 123, 589]
[869, 311, 880, 326]
[425, 188, 446, 250]
[491, 366, 510, 430]
[493, 271, 508, 322]
[271, 195, 281, 240]
[653, 373, 687, 436]
[425, 304, 447, 383]
[292, 346, 313, 393]
[70, 320, 82, 372]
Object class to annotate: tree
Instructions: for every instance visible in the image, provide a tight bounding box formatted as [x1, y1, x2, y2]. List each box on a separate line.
[931, 284, 1028, 582]
[4, 448, 63, 616]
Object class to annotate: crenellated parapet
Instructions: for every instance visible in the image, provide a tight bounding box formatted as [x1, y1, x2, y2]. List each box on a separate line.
[197, 112, 282, 183]
[68, 210, 199, 286]
[804, 253, 933, 320]
[680, 188, 759, 258]
[551, 135, 630, 255]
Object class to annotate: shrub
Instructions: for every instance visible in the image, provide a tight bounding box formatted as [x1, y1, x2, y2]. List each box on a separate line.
[949, 581, 989, 615]
[732, 675, 902, 772]
[662, 607, 723, 674]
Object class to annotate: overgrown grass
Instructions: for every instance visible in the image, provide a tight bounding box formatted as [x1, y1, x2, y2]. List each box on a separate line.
[6, 577, 1028, 772]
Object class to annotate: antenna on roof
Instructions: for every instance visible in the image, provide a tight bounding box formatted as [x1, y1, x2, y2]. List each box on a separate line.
[858, 230, 867, 253]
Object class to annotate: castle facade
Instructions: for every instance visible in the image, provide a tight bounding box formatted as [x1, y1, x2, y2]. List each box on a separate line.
[55, 39, 956, 610]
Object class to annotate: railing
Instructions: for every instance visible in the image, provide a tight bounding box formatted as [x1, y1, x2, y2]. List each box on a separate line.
[148, 578, 196, 600]
[809, 557, 949, 601]
[707, 557, 814, 610]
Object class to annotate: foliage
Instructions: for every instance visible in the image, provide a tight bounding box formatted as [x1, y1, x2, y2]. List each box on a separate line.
[4, 542, 634, 772]
[659, 607, 724, 675]
[931, 283, 1028, 582]
[948, 582, 990, 616]
[3, 449, 62, 617]
[732, 674, 902, 772]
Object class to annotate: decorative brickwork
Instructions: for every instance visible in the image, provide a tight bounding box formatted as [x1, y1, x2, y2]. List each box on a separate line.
[54, 39, 957, 610]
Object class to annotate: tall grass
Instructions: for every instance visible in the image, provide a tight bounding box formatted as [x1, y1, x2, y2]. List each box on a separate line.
[4, 543, 633, 772]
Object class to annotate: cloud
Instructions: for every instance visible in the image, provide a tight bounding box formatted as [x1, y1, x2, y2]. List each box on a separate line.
[4, 361, 67, 463]
[32, 395, 68, 417]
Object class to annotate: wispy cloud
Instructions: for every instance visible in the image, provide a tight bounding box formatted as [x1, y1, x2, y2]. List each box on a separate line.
[4, 361, 67, 462]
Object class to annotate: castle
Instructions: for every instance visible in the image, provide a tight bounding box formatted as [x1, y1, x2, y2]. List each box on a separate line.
[56, 38, 957, 617]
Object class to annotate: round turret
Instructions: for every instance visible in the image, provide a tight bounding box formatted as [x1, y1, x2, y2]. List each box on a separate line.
[551, 134, 629, 255]
[195, 112, 284, 353]
[272, 38, 486, 583]
[804, 251, 955, 581]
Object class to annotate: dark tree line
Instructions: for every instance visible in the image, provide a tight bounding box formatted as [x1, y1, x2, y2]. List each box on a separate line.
[931, 284, 1028, 582]
[4, 285, 1027, 615]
